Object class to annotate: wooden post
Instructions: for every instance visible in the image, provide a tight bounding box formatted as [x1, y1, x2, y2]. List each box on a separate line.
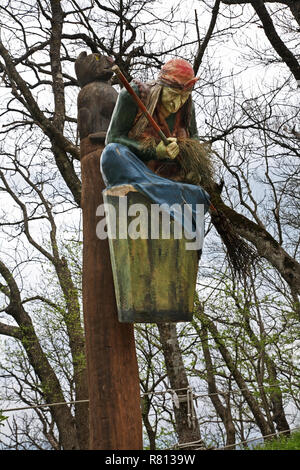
[76, 52, 143, 450]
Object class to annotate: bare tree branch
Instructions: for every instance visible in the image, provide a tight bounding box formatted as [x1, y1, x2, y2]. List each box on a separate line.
[194, 0, 221, 74]
[250, 0, 300, 83]
[222, 0, 300, 29]
[0, 40, 82, 205]
[0, 321, 21, 339]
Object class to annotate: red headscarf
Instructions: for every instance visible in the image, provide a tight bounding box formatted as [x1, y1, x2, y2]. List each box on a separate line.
[158, 58, 199, 90]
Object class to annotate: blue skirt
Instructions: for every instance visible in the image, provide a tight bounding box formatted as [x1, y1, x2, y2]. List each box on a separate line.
[100, 143, 210, 239]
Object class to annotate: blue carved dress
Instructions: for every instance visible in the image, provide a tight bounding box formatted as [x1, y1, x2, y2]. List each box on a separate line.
[100, 82, 210, 239]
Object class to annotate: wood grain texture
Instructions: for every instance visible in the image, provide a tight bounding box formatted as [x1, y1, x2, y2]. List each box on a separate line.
[76, 53, 142, 449]
[81, 148, 143, 449]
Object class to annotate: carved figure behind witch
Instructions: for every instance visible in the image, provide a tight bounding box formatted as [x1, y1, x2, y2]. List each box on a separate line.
[100, 58, 213, 237]
[75, 51, 118, 143]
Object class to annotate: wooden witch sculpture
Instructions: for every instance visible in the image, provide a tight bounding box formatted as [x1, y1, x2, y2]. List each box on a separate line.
[101, 58, 213, 223]
[100, 58, 254, 322]
[99, 59, 211, 323]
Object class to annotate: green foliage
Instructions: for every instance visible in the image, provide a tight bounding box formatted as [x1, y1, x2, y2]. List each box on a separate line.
[0, 412, 8, 427]
[253, 430, 300, 450]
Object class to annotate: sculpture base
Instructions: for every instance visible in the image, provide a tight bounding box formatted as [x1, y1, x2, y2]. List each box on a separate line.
[103, 186, 199, 323]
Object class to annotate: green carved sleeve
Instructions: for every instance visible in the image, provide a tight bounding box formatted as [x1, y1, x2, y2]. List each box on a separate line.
[105, 82, 157, 162]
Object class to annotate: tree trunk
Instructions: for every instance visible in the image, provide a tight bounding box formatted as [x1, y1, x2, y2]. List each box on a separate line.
[157, 323, 205, 449]
[0, 259, 81, 450]
[266, 359, 290, 434]
[195, 321, 236, 448]
[240, 296, 290, 435]
[198, 307, 273, 438]
[141, 395, 157, 450]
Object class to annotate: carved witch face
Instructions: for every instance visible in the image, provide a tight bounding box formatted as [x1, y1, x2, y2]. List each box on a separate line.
[160, 87, 191, 116]
[157, 59, 197, 117]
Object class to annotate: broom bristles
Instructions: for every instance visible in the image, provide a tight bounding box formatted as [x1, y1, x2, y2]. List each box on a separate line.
[141, 136, 256, 276]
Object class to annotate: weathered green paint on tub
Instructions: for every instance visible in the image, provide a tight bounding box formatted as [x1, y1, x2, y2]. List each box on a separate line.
[103, 187, 199, 323]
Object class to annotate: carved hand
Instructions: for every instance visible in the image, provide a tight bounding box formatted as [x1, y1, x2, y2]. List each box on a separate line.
[156, 137, 179, 160]
[185, 171, 201, 185]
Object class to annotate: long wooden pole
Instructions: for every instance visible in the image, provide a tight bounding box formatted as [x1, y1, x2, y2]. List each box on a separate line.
[77, 70, 143, 450]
